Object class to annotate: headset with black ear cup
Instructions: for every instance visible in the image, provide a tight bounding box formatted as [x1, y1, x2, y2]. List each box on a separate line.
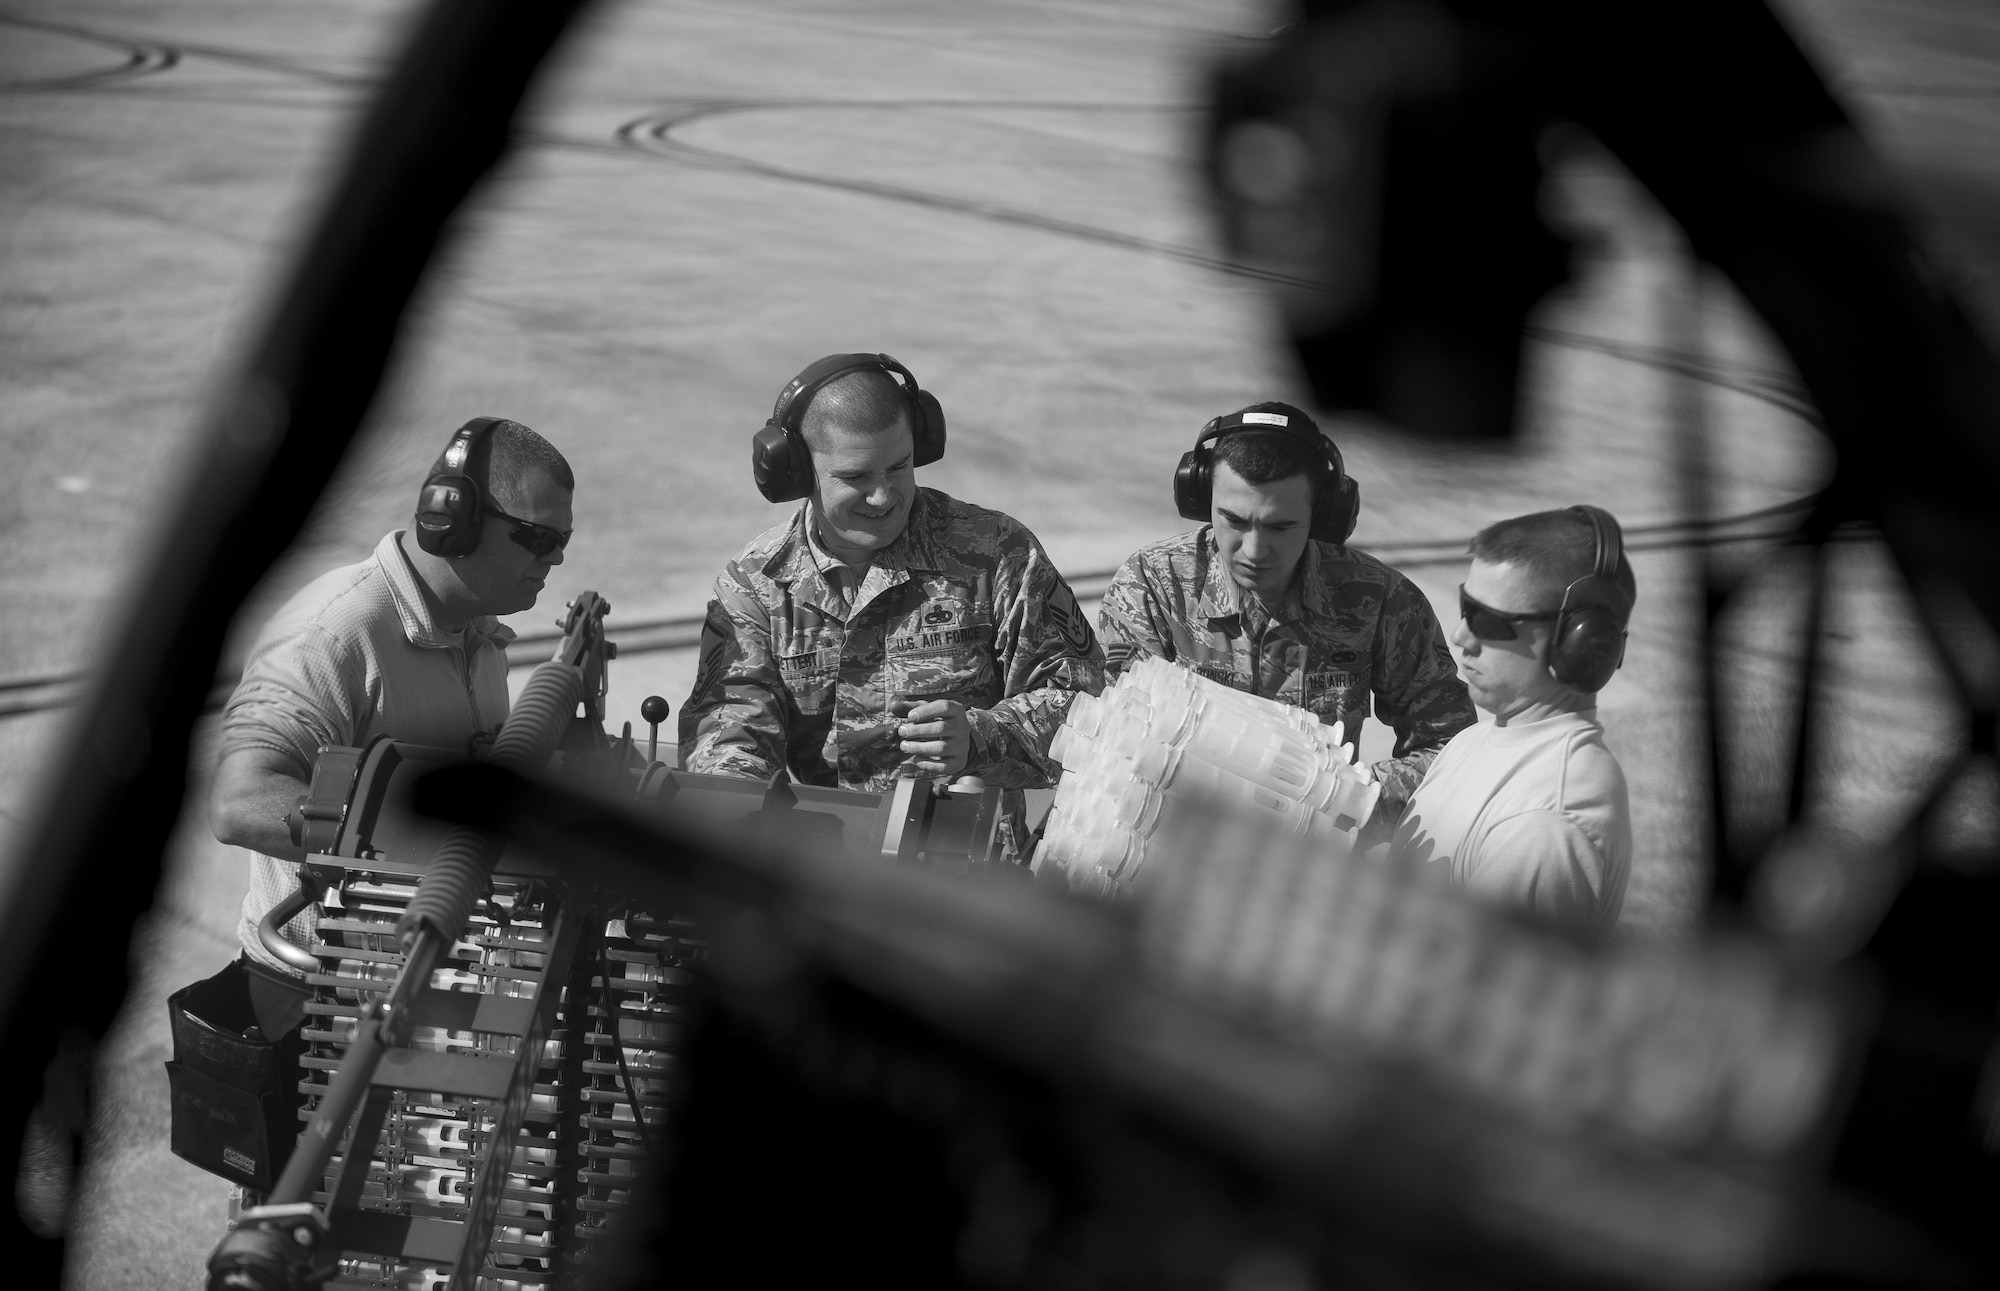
[1172, 409, 1361, 544]
[414, 416, 505, 558]
[750, 352, 948, 503]
[1548, 503, 1636, 692]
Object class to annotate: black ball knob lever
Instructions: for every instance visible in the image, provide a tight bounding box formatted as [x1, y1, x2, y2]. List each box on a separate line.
[640, 696, 669, 763]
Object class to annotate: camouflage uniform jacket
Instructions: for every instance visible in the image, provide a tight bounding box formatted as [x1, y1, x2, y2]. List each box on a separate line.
[1096, 528, 1474, 821]
[679, 487, 1105, 854]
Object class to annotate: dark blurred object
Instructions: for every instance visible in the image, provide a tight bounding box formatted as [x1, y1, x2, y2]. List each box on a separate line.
[1207, 1, 1570, 440]
[1207, 0, 2000, 562]
[420, 765, 1944, 1291]
[1211, 0, 2000, 1283]
[0, 0, 595, 1280]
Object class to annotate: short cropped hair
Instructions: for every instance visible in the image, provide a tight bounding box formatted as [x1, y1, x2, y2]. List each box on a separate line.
[800, 369, 911, 450]
[430, 419, 574, 512]
[1469, 509, 1637, 613]
[1211, 401, 1331, 498]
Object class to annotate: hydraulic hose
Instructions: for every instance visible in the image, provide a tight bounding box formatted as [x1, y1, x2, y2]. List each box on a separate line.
[395, 660, 585, 943]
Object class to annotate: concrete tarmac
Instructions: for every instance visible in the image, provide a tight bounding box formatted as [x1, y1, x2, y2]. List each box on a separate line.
[2, 0, 1995, 1285]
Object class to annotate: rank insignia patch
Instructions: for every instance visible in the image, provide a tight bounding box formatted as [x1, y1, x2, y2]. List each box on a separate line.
[691, 604, 734, 700]
[1046, 581, 1096, 654]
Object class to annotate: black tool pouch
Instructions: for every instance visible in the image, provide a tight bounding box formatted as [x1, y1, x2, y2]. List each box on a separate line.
[164, 959, 307, 1191]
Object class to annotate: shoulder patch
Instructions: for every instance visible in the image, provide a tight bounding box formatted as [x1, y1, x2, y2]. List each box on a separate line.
[690, 604, 734, 701]
[1045, 581, 1096, 654]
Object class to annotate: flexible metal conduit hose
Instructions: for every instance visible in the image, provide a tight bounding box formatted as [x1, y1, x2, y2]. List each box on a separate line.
[395, 659, 585, 943]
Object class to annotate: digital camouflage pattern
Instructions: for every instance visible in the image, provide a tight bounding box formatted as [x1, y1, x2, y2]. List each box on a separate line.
[680, 487, 1105, 857]
[1097, 528, 1474, 822]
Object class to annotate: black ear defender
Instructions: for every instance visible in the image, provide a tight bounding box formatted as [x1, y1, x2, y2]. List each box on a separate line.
[1548, 504, 1635, 693]
[750, 353, 948, 503]
[1172, 407, 1361, 544]
[414, 416, 504, 557]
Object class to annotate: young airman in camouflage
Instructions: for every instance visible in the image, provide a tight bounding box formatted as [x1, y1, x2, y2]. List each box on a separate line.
[680, 359, 1103, 858]
[1097, 403, 1473, 824]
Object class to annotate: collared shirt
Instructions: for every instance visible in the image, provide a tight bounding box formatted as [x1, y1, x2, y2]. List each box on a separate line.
[800, 508, 866, 615]
[1096, 528, 1474, 820]
[679, 487, 1105, 856]
[222, 531, 515, 972]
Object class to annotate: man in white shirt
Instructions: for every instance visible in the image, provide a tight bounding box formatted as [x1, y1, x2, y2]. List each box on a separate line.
[1390, 506, 1635, 931]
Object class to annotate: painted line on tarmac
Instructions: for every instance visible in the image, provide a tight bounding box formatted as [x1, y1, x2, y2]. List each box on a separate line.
[0, 12, 372, 95]
[1527, 326, 1819, 425]
[608, 99, 1821, 438]
[601, 94, 1889, 446]
[141, 37, 368, 88]
[0, 12, 178, 92]
[613, 99, 1319, 292]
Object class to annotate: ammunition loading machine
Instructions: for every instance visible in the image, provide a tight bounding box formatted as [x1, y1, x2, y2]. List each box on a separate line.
[206, 592, 1011, 1291]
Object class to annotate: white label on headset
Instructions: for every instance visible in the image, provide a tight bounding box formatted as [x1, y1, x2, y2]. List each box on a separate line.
[1239, 412, 1288, 427]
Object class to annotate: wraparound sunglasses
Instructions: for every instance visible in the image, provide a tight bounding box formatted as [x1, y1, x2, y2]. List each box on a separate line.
[487, 507, 572, 558]
[1459, 585, 1559, 641]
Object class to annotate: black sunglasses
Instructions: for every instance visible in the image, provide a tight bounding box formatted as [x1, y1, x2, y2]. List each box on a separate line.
[1459, 585, 1559, 641]
[487, 506, 572, 558]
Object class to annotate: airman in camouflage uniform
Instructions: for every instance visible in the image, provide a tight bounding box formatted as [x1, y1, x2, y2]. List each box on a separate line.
[680, 356, 1102, 858]
[1099, 402, 1473, 822]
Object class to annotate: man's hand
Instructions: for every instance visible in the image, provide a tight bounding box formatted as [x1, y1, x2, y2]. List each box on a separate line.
[894, 698, 972, 779]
